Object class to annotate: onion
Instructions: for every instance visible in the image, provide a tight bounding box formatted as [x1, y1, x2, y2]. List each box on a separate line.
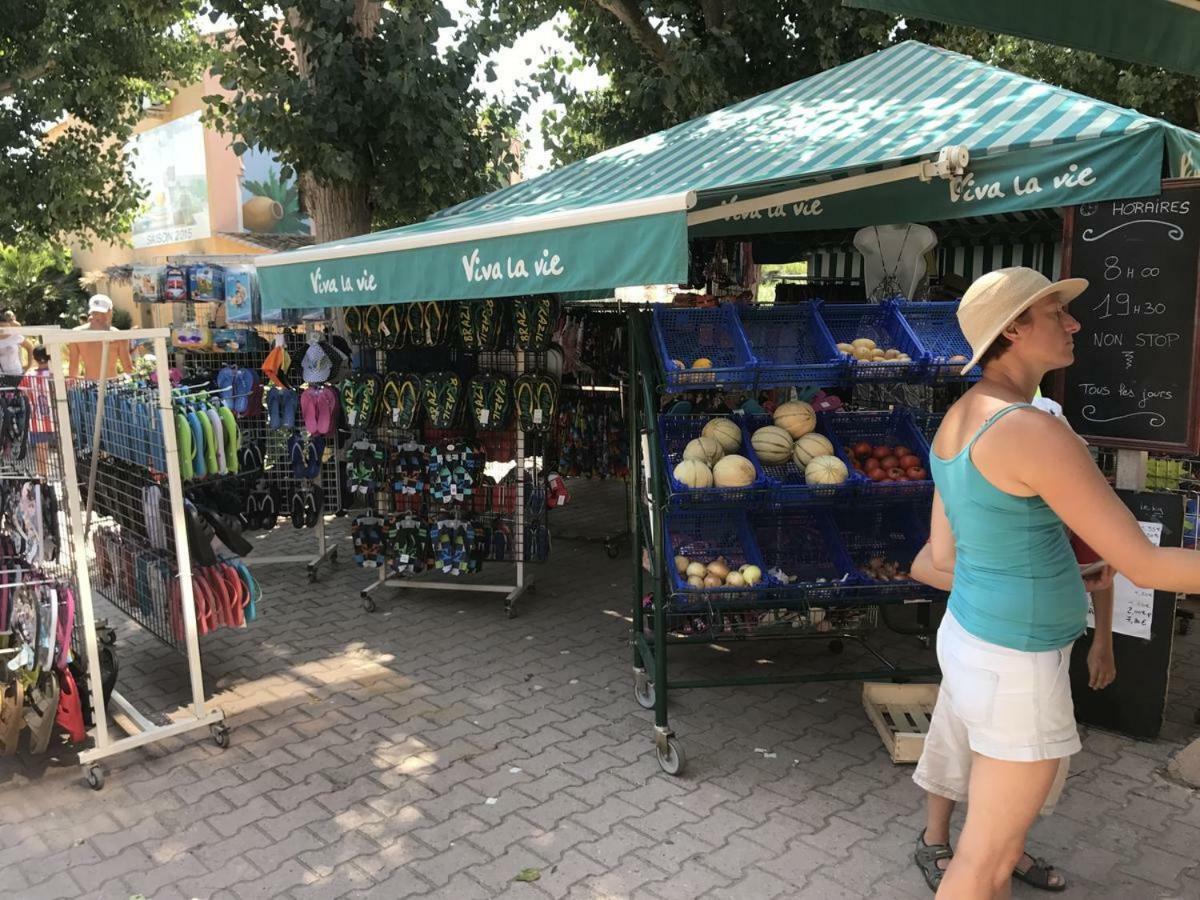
[687, 575, 705, 588]
[686, 562, 707, 579]
[675, 555, 690, 575]
[703, 574, 724, 588]
[742, 565, 762, 586]
[725, 571, 746, 587]
[706, 560, 730, 580]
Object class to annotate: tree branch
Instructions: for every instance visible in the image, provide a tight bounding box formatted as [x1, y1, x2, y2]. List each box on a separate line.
[0, 61, 56, 97]
[591, 0, 676, 74]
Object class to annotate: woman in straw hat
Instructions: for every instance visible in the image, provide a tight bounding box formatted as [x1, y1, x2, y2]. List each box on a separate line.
[908, 266, 1200, 899]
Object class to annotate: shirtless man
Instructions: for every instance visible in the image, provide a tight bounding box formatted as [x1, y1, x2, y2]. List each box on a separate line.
[68, 295, 134, 379]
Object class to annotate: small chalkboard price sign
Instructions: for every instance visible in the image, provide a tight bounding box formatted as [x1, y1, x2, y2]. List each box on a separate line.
[1069, 490, 1181, 740]
[1061, 180, 1200, 453]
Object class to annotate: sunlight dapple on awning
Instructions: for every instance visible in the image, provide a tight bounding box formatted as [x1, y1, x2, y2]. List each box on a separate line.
[256, 41, 1200, 308]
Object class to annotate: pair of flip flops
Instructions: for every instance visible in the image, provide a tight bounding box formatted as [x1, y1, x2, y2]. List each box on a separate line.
[514, 296, 557, 351]
[239, 440, 265, 473]
[468, 374, 511, 431]
[300, 385, 339, 436]
[351, 515, 387, 567]
[429, 517, 482, 576]
[346, 306, 406, 349]
[458, 299, 504, 352]
[288, 433, 325, 480]
[1, 389, 31, 461]
[427, 442, 482, 504]
[514, 374, 558, 433]
[290, 485, 324, 529]
[341, 374, 382, 430]
[390, 442, 426, 497]
[381, 373, 422, 430]
[244, 479, 281, 530]
[347, 440, 386, 505]
[422, 372, 462, 430]
[385, 514, 429, 575]
[406, 302, 451, 347]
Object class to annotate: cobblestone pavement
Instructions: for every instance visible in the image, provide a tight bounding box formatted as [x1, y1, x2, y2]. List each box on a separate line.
[2, 479, 1198, 899]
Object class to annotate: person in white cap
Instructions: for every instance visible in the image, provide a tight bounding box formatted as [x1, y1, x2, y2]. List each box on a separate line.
[906, 266, 1200, 898]
[68, 294, 133, 380]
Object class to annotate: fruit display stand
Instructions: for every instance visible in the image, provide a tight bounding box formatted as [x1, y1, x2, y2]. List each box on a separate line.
[628, 308, 946, 776]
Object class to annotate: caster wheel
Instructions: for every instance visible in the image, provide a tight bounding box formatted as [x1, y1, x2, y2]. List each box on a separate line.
[828, 639, 844, 655]
[505, 606, 516, 620]
[605, 542, 620, 559]
[85, 765, 105, 791]
[211, 724, 231, 748]
[307, 570, 317, 583]
[656, 738, 686, 776]
[362, 596, 377, 613]
[634, 679, 655, 709]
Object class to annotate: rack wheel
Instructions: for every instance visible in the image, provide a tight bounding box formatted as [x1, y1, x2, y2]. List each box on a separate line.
[210, 724, 231, 749]
[362, 595, 377, 613]
[85, 765, 104, 791]
[634, 679, 655, 709]
[605, 541, 620, 559]
[656, 738, 686, 776]
[307, 568, 318, 583]
[828, 639, 844, 655]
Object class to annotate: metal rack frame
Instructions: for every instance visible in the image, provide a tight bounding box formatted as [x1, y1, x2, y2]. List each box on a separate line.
[626, 311, 941, 775]
[20, 326, 227, 789]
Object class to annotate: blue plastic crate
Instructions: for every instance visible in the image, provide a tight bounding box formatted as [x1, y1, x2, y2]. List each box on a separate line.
[737, 303, 842, 388]
[814, 301, 924, 381]
[739, 414, 862, 502]
[666, 508, 767, 598]
[823, 409, 933, 497]
[658, 413, 766, 503]
[891, 300, 981, 382]
[832, 501, 931, 598]
[652, 305, 756, 391]
[909, 410, 945, 457]
[751, 509, 857, 595]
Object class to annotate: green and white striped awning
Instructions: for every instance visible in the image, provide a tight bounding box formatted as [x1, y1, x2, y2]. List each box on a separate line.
[257, 41, 1200, 309]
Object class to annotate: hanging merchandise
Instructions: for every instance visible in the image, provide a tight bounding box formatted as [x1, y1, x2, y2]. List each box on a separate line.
[422, 371, 463, 429]
[189, 264, 226, 303]
[385, 513, 428, 576]
[380, 372, 422, 429]
[224, 265, 259, 324]
[427, 441, 481, 505]
[131, 266, 165, 304]
[514, 296, 558, 351]
[351, 515, 387, 568]
[163, 265, 188, 302]
[430, 515, 483, 576]
[341, 373, 382, 430]
[405, 301, 452, 347]
[513, 374, 557, 433]
[300, 385, 339, 437]
[459, 298, 505, 352]
[389, 441, 426, 502]
[552, 389, 628, 479]
[468, 374, 512, 431]
[346, 438, 386, 506]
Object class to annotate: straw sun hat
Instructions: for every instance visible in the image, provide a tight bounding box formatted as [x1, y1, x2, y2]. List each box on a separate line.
[957, 267, 1088, 375]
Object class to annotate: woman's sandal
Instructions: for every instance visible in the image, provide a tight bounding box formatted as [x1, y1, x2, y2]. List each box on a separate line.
[1013, 854, 1067, 892]
[914, 831, 954, 892]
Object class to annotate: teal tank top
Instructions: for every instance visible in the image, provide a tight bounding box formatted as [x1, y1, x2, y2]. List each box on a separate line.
[930, 403, 1087, 652]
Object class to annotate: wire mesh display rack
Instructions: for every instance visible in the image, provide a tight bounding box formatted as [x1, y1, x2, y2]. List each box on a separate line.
[10, 326, 228, 790]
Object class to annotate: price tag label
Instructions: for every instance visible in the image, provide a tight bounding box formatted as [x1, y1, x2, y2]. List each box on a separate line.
[380, 322, 390, 337]
[479, 409, 490, 425]
[533, 409, 543, 424]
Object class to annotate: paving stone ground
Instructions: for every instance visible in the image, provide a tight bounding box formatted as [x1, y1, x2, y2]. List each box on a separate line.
[2, 478, 1199, 899]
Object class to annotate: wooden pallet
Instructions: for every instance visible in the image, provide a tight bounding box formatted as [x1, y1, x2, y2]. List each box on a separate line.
[862, 682, 939, 764]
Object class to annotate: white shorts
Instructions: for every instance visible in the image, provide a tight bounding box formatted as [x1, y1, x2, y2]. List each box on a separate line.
[913, 610, 1080, 811]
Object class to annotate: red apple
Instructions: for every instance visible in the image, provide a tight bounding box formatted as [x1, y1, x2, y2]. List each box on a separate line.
[894, 445, 912, 458]
[906, 466, 928, 480]
[864, 458, 881, 473]
[853, 441, 872, 459]
[872, 445, 891, 460]
[880, 455, 900, 470]
[869, 469, 887, 482]
[886, 467, 906, 480]
[899, 454, 921, 469]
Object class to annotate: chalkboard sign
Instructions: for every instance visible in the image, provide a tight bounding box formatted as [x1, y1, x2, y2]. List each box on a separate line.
[1070, 490, 1181, 740]
[1061, 180, 1200, 453]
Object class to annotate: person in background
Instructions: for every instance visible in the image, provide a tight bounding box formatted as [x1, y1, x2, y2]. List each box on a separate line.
[0, 310, 36, 385]
[68, 294, 133, 380]
[906, 266, 1198, 900]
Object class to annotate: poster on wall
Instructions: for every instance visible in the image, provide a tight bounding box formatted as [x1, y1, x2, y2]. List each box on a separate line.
[1087, 520, 1163, 640]
[239, 148, 311, 235]
[129, 112, 212, 249]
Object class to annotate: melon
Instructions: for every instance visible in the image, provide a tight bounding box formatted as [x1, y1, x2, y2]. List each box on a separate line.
[792, 432, 834, 467]
[773, 401, 816, 439]
[805, 454, 849, 485]
[691, 357, 713, 369]
[713, 454, 756, 488]
[673, 458, 713, 489]
[751, 425, 794, 465]
[702, 418, 742, 454]
[682, 436, 724, 466]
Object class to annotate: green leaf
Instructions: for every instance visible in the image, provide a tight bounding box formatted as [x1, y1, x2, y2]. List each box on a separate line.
[513, 869, 541, 883]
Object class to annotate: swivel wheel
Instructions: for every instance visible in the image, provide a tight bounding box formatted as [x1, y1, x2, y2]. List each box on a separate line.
[634, 678, 655, 710]
[210, 723, 231, 749]
[307, 569, 318, 583]
[362, 595, 377, 613]
[656, 737, 686, 776]
[85, 765, 105, 791]
[605, 541, 621, 559]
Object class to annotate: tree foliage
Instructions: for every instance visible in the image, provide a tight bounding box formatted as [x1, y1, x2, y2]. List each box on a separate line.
[0, 2, 206, 246]
[0, 241, 89, 326]
[479, 0, 1199, 167]
[203, 1, 528, 240]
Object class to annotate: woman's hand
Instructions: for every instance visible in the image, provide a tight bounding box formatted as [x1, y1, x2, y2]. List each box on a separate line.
[1082, 564, 1115, 593]
[1087, 639, 1116, 690]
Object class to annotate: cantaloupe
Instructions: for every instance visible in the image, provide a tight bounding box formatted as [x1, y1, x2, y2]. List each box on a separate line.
[673, 458, 713, 489]
[773, 400, 816, 439]
[713, 454, 756, 488]
[792, 432, 834, 467]
[702, 418, 742, 454]
[805, 454, 849, 485]
[682, 436, 724, 466]
[751, 425, 794, 465]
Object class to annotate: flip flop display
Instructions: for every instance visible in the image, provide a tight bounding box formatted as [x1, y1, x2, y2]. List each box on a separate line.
[362, 305, 383, 349]
[421, 372, 462, 430]
[381, 373, 422, 430]
[514, 296, 557, 351]
[458, 298, 505, 352]
[468, 374, 512, 431]
[514, 374, 558, 433]
[379, 305, 405, 349]
[344, 306, 365, 346]
[406, 301, 451, 347]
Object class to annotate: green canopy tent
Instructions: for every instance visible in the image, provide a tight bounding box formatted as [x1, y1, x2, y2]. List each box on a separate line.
[845, 0, 1200, 78]
[256, 41, 1200, 309]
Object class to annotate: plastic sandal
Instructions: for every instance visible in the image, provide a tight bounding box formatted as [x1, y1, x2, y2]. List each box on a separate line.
[914, 832, 954, 893]
[1013, 856, 1067, 893]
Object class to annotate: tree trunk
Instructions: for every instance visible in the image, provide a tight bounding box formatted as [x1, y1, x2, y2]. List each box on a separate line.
[300, 172, 372, 244]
